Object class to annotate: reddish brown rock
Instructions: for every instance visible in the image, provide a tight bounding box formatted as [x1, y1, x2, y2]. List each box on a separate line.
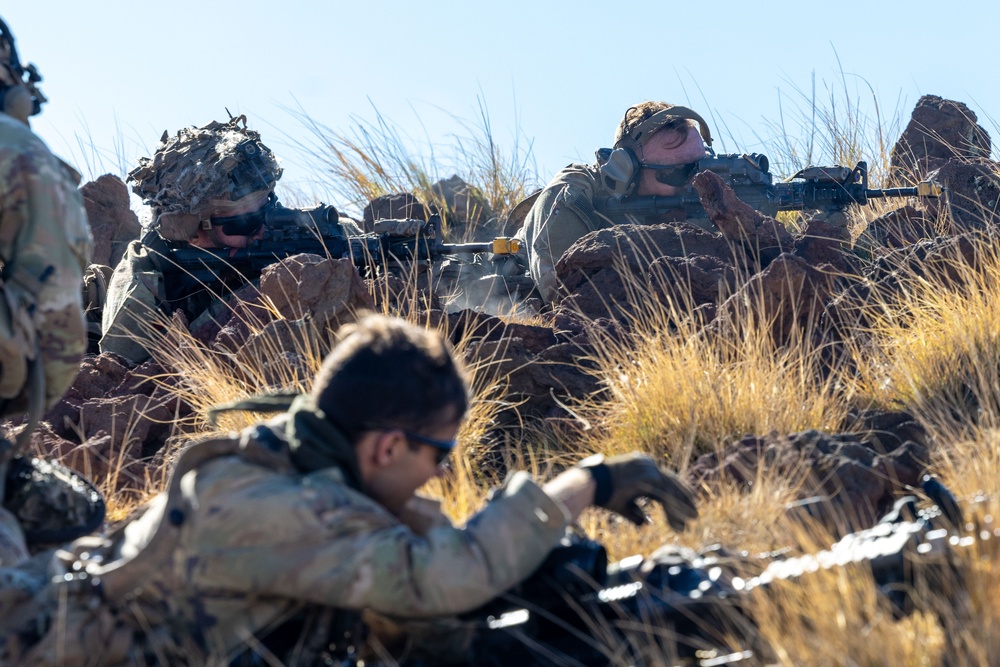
[80, 174, 142, 268]
[859, 205, 937, 250]
[259, 254, 374, 325]
[692, 170, 792, 266]
[924, 158, 1000, 232]
[689, 429, 930, 533]
[362, 193, 431, 233]
[890, 95, 991, 184]
[793, 213, 859, 274]
[556, 223, 737, 294]
[431, 175, 496, 241]
[649, 254, 738, 310]
[715, 253, 838, 346]
[77, 393, 177, 458]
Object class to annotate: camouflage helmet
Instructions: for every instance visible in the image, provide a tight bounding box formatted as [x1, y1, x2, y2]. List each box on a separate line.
[128, 115, 283, 241]
[0, 17, 46, 122]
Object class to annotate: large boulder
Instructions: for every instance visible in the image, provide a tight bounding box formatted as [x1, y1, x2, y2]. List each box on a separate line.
[431, 175, 496, 241]
[924, 157, 1000, 232]
[554, 223, 739, 320]
[80, 174, 142, 268]
[889, 95, 991, 184]
[259, 254, 374, 325]
[689, 428, 929, 532]
[714, 253, 839, 347]
[362, 193, 430, 233]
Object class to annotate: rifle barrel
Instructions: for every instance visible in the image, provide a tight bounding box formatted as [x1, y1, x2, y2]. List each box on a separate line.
[866, 187, 919, 199]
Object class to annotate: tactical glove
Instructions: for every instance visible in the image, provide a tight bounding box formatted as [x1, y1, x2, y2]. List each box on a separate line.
[579, 453, 698, 530]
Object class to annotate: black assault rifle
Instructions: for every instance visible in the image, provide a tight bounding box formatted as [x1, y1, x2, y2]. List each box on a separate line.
[160, 203, 521, 288]
[593, 150, 943, 221]
[465, 478, 978, 666]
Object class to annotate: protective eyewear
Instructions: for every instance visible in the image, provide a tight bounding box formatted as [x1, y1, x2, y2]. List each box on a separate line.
[209, 194, 276, 237]
[641, 159, 701, 187]
[404, 431, 456, 466]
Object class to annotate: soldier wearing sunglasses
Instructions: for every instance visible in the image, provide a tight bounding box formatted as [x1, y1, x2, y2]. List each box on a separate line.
[2, 314, 698, 666]
[517, 101, 716, 304]
[98, 117, 288, 364]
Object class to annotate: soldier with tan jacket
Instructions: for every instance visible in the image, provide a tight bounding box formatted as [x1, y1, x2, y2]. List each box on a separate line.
[0, 17, 97, 567]
[1, 314, 698, 665]
[518, 101, 717, 303]
[98, 116, 284, 365]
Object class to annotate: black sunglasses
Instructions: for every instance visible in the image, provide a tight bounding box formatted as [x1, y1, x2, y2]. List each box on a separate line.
[209, 194, 277, 237]
[404, 431, 456, 466]
[641, 159, 701, 187]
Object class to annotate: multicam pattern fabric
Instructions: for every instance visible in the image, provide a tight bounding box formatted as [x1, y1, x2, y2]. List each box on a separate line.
[98, 238, 168, 364]
[517, 162, 714, 303]
[0, 113, 91, 413]
[0, 415, 571, 666]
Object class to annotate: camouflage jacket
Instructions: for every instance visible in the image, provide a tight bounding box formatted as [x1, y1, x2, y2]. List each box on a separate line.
[2, 413, 571, 666]
[0, 113, 91, 413]
[99, 230, 243, 364]
[517, 162, 713, 303]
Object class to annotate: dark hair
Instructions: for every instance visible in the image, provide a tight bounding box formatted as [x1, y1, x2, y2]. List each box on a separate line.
[311, 314, 469, 442]
[614, 101, 695, 150]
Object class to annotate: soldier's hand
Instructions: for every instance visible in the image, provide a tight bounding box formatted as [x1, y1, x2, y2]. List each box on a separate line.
[579, 453, 698, 530]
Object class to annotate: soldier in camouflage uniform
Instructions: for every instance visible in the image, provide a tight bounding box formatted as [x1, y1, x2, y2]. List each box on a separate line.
[0, 314, 698, 666]
[518, 101, 716, 303]
[98, 117, 285, 364]
[0, 18, 95, 566]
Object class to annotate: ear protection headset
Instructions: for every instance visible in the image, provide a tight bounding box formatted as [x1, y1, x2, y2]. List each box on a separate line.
[598, 105, 714, 199]
[0, 18, 44, 123]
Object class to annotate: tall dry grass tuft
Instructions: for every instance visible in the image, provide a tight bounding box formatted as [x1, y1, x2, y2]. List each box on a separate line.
[583, 258, 850, 466]
[850, 237, 1000, 436]
[285, 98, 538, 241]
[750, 555, 946, 666]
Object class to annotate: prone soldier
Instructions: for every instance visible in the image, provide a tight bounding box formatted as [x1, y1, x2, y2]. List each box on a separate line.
[0, 313, 698, 665]
[517, 101, 716, 303]
[99, 116, 366, 365]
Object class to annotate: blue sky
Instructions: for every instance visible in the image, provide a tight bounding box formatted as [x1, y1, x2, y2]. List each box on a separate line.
[8, 1, 998, 213]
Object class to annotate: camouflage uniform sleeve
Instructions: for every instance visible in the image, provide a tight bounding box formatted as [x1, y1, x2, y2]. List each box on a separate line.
[184, 463, 571, 618]
[520, 164, 608, 303]
[99, 241, 164, 365]
[0, 118, 92, 407]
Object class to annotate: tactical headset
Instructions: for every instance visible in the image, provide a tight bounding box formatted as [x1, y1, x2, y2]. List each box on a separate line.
[598, 105, 714, 199]
[0, 17, 44, 122]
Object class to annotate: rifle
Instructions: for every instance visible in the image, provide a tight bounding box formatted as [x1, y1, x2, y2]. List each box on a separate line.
[465, 478, 978, 666]
[593, 150, 943, 221]
[158, 202, 521, 289]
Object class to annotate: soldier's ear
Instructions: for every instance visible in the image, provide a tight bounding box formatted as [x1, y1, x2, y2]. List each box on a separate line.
[372, 430, 405, 467]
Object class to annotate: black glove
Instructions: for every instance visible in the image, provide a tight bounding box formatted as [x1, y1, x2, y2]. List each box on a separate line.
[579, 453, 698, 530]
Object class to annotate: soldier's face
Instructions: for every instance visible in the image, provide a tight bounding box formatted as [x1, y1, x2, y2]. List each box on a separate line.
[202, 193, 270, 248]
[635, 126, 707, 197]
[364, 421, 459, 516]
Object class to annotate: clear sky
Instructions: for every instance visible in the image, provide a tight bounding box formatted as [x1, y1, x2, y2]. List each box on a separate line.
[7, 1, 998, 213]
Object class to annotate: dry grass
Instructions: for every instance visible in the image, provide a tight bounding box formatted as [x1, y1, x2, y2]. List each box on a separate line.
[53, 83, 1000, 664]
[582, 263, 851, 465]
[849, 238, 1000, 436]
[284, 97, 539, 241]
